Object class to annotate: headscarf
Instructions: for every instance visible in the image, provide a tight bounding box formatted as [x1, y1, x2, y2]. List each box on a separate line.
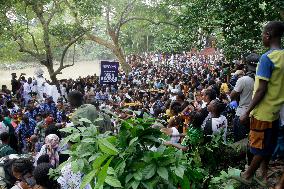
[45, 134, 60, 167]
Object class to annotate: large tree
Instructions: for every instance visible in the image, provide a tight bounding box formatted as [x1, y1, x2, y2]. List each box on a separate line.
[159, 0, 284, 60]
[0, 0, 89, 83]
[66, 0, 177, 73]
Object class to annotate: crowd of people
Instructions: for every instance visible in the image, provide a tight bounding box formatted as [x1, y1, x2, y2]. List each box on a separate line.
[0, 21, 283, 188]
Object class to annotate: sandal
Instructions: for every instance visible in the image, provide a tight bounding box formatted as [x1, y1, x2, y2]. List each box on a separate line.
[231, 172, 253, 185]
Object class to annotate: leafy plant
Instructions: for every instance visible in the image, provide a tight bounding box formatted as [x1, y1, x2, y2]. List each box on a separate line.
[209, 168, 242, 189]
[55, 117, 188, 189]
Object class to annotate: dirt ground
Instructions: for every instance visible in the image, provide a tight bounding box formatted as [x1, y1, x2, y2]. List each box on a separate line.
[0, 61, 100, 88]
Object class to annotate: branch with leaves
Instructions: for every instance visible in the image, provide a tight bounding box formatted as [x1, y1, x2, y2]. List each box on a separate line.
[52, 33, 85, 76]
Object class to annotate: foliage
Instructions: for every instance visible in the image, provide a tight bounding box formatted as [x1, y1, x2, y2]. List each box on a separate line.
[209, 168, 242, 189]
[164, 0, 284, 60]
[180, 127, 239, 188]
[219, 0, 283, 60]
[54, 117, 188, 189]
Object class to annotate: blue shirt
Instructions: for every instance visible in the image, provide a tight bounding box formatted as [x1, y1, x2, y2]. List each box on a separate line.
[16, 118, 37, 144]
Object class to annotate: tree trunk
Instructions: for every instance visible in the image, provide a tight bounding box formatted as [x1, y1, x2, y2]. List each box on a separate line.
[113, 45, 131, 74]
[46, 63, 58, 84]
[87, 34, 132, 74]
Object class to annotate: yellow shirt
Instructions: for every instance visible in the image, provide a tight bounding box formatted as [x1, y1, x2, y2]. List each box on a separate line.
[251, 49, 284, 122]
[220, 83, 229, 94]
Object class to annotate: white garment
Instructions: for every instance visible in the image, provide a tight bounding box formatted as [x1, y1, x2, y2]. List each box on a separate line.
[43, 84, 60, 102]
[60, 85, 67, 97]
[57, 162, 91, 189]
[34, 76, 46, 100]
[23, 82, 35, 103]
[170, 127, 180, 144]
[233, 76, 254, 116]
[202, 114, 228, 142]
[0, 122, 8, 134]
[211, 115, 228, 136]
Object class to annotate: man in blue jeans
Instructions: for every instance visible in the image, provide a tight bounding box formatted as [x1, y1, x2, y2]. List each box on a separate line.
[230, 53, 259, 142]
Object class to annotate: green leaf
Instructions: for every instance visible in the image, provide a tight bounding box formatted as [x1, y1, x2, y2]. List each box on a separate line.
[115, 160, 126, 176]
[95, 157, 113, 189]
[80, 170, 96, 189]
[181, 175, 190, 189]
[79, 118, 93, 123]
[71, 161, 79, 173]
[82, 138, 96, 143]
[157, 167, 168, 180]
[98, 138, 119, 155]
[60, 127, 76, 133]
[142, 164, 156, 180]
[89, 154, 99, 162]
[141, 181, 154, 189]
[77, 159, 84, 171]
[92, 154, 109, 169]
[175, 166, 185, 179]
[133, 171, 143, 181]
[105, 175, 122, 188]
[107, 167, 116, 175]
[131, 180, 140, 189]
[125, 173, 133, 184]
[129, 137, 138, 146]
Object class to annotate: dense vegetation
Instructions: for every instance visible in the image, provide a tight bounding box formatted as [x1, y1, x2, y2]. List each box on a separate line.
[48, 117, 244, 189]
[0, 0, 283, 80]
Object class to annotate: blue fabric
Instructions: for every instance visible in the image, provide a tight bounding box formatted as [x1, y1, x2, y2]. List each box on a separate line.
[16, 118, 37, 148]
[272, 125, 284, 159]
[230, 101, 238, 109]
[39, 103, 57, 116]
[256, 54, 274, 80]
[56, 111, 64, 123]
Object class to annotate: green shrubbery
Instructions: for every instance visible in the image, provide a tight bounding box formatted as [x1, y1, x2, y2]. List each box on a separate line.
[51, 117, 242, 189]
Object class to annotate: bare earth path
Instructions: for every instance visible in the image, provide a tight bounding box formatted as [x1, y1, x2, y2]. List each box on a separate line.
[0, 61, 100, 88]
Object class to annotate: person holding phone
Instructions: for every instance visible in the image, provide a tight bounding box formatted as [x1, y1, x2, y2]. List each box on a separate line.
[11, 158, 36, 189]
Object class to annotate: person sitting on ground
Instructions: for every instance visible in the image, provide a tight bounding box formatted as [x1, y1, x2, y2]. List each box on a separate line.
[0, 132, 17, 158]
[68, 90, 112, 133]
[198, 89, 217, 121]
[202, 99, 228, 142]
[11, 158, 36, 189]
[161, 102, 183, 144]
[35, 134, 60, 167]
[33, 163, 60, 189]
[15, 115, 37, 153]
[164, 111, 204, 151]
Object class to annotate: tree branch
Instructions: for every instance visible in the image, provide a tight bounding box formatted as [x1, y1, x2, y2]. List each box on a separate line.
[24, 5, 39, 54]
[47, 0, 63, 25]
[32, 3, 53, 65]
[86, 34, 116, 50]
[121, 17, 179, 27]
[116, 0, 137, 30]
[52, 33, 84, 76]
[4, 12, 44, 63]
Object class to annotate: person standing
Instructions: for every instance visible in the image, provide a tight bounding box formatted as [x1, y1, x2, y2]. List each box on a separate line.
[11, 73, 24, 98]
[230, 53, 259, 142]
[237, 21, 284, 186]
[23, 77, 35, 106]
